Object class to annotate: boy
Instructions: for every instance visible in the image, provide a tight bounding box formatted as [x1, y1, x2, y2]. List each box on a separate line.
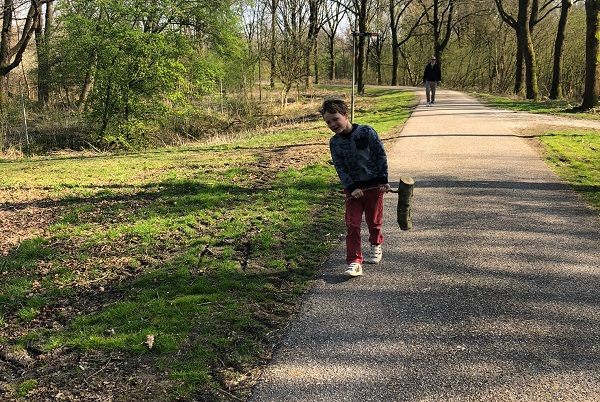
[320, 98, 390, 277]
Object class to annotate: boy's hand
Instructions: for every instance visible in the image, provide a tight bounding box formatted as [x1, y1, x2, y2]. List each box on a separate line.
[351, 189, 364, 198]
[380, 184, 391, 193]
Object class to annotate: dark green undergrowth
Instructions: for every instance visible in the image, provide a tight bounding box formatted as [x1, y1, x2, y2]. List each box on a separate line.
[0, 88, 416, 400]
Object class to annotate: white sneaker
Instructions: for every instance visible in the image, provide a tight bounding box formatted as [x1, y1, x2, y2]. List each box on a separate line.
[344, 263, 363, 277]
[426, 102, 431, 107]
[364, 244, 382, 264]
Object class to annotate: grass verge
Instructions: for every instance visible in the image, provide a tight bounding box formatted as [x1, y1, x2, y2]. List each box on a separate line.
[538, 131, 600, 211]
[0, 88, 416, 401]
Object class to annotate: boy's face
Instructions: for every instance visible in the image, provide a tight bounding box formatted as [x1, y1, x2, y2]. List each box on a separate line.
[323, 111, 351, 135]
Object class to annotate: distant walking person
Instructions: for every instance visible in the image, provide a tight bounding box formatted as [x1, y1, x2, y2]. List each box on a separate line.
[320, 98, 390, 277]
[423, 55, 441, 106]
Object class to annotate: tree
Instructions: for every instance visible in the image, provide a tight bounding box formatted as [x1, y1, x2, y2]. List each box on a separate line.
[371, 6, 388, 85]
[419, 0, 455, 68]
[0, 0, 43, 104]
[50, 0, 244, 146]
[239, 0, 268, 100]
[34, 0, 54, 106]
[321, 0, 346, 80]
[273, 0, 311, 105]
[550, 0, 573, 99]
[306, 0, 324, 87]
[389, 0, 424, 85]
[581, 0, 600, 109]
[348, 0, 380, 94]
[494, 0, 536, 98]
[494, 0, 561, 99]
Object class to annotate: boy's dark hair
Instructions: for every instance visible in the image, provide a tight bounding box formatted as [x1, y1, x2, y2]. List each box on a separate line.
[319, 97, 349, 116]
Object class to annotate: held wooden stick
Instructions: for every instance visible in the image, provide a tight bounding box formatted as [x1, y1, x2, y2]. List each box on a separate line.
[396, 176, 415, 230]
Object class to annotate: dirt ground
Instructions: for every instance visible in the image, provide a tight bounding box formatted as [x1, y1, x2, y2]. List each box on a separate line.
[1, 105, 598, 401]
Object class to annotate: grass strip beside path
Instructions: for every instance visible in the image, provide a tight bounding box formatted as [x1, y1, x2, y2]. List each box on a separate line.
[539, 131, 600, 211]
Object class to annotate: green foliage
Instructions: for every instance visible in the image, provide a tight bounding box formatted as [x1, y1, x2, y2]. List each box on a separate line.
[94, 118, 158, 151]
[190, 55, 225, 94]
[49, 0, 247, 150]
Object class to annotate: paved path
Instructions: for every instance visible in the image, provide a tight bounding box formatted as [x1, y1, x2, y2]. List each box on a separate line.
[248, 89, 600, 401]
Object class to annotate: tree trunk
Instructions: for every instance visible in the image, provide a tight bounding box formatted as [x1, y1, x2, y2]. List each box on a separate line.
[0, 0, 41, 104]
[390, 0, 399, 86]
[314, 41, 319, 85]
[391, 41, 399, 86]
[269, 0, 279, 89]
[374, 37, 383, 85]
[524, 24, 538, 99]
[306, 0, 320, 89]
[79, 70, 94, 110]
[357, 34, 367, 94]
[515, 0, 530, 96]
[356, 0, 368, 94]
[328, 35, 335, 80]
[36, 0, 54, 106]
[582, 0, 600, 109]
[514, 46, 525, 95]
[550, 0, 572, 100]
[515, 0, 538, 99]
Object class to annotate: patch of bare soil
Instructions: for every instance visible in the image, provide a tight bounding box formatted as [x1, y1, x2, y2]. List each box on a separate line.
[1, 348, 184, 402]
[0, 190, 63, 256]
[0, 192, 191, 400]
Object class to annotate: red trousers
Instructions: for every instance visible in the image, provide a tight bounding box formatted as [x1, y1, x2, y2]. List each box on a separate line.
[344, 189, 384, 264]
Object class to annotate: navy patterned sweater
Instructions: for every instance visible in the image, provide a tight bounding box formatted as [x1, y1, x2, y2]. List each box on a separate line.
[329, 124, 389, 194]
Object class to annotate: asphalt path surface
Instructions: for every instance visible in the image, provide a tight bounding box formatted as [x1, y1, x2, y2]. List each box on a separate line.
[248, 89, 600, 401]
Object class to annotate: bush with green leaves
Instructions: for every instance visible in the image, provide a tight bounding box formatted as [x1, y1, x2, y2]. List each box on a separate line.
[49, 0, 248, 150]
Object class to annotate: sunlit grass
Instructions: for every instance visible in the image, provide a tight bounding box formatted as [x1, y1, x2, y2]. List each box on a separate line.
[539, 130, 600, 211]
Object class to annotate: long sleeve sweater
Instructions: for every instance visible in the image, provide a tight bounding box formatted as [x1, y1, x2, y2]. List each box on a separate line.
[329, 124, 389, 194]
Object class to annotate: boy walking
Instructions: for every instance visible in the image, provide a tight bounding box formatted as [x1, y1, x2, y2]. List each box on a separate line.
[320, 98, 390, 277]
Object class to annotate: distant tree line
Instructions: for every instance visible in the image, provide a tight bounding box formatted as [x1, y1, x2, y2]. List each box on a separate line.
[1, 0, 598, 151]
[241, 0, 597, 106]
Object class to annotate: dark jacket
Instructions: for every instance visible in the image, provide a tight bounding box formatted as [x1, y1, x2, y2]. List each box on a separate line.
[423, 62, 442, 83]
[329, 124, 389, 194]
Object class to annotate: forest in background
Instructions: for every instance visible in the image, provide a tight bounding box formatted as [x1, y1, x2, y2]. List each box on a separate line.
[0, 0, 598, 155]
